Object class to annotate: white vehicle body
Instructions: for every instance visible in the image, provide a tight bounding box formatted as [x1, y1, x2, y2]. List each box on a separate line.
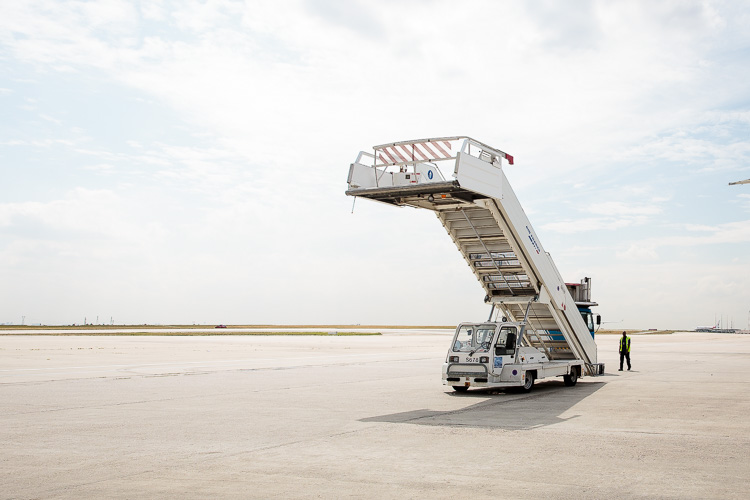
[443, 321, 582, 392]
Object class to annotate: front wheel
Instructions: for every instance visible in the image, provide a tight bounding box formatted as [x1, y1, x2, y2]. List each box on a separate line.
[522, 372, 535, 392]
[563, 368, 578, 386]
[452, 386, 469, 393]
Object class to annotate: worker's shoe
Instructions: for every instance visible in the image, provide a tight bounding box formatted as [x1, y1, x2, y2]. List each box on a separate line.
[618, 368, 623, 371]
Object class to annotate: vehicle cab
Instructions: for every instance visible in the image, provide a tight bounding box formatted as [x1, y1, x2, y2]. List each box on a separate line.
[442, 321, 579, 392]
[443, 321, 525, 391]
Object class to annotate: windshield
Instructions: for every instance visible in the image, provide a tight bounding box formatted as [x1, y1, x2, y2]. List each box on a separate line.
[452, 324, 495, 353]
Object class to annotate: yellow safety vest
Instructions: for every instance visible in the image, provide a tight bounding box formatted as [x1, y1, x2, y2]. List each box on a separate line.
[620, 336, 631, 353]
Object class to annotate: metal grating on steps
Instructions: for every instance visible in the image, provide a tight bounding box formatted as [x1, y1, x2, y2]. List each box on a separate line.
[437, 207, 537, 298]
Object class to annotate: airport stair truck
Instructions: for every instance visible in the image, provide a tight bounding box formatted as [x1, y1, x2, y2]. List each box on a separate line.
[345, 137, 604, 392]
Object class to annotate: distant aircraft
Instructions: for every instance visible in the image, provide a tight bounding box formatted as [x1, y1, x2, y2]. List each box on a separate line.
[729, 178, 750, 185]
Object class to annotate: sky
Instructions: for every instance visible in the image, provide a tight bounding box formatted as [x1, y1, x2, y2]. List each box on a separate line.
[1, 0, 750, 329]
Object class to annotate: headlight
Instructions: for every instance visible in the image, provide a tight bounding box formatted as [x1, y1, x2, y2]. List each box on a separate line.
[480, 356, 489, 363]
[449, 356, 459, 362]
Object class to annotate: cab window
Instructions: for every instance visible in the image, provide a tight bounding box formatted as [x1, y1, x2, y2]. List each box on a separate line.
[584, 313, 594, 332]
[495, 326, 517, 356]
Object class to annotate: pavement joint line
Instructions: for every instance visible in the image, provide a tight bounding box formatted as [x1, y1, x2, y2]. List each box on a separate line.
[189, 426, 382, 463]
[1, 393, 238, 416]
[0, 352, 434, 373]
[528, 425, 745, 438]
[0, 356, 441, 383]
[37, 468, 159, 497]
[0, 355, 375, 372]
[1, 373, 448, 416]
[56, 428, 387, 495]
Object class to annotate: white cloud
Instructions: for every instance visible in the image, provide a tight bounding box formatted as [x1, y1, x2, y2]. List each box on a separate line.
[735, 193, 750, 213]
[540, 196, 667, 234]
[616, 244, 659, 261]
[589, 201, 663, 216]
[684, 224, 717, 232]
[0, 188, 134, 239]
[81, 163, 115, 172]
[4, 0, 744, 171]
[2, 0, 750, 326]
[617, 219, 750, 251]
[140, 0, 167, 21]
[171, 0, 243, 32]
[79, 0, 138, 33]
[38, 113, 62, 125]
[542, 217, 638, 234]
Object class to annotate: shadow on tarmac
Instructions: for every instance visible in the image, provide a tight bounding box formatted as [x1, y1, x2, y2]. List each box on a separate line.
[360, 380, 605, 430]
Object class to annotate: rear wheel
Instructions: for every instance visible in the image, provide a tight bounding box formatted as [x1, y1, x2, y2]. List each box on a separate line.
[522, 372, 535, 392]
[564, 368, 579, 386]
[452, 386, 469, 393]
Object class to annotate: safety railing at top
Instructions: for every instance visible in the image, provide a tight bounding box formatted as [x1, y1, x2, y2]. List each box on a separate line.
[353, 136, 514, 182]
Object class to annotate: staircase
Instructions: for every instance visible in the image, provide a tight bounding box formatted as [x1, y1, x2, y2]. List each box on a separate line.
[436, 204, 577, 360]
[345, 136, 598, 369]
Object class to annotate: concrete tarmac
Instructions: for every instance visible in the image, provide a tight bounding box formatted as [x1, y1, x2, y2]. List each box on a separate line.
[1, 331, 749, 499]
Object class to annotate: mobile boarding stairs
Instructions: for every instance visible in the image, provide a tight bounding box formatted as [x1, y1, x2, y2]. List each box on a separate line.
[346, 136, 601, 375]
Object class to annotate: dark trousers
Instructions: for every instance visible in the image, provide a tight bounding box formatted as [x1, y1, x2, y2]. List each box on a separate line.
[619, 352, 631, 370]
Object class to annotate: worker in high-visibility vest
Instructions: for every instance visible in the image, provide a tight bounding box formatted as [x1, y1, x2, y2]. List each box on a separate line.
[619, 331, 631, 371]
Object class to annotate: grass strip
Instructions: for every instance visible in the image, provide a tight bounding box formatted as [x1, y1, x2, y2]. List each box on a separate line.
[3, 331, 382, 337]
[0, 325, 448, 330]
[597, 329, 676, 335]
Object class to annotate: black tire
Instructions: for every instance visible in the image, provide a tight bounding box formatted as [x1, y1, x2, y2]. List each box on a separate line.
[522, 372, 534, 392]
[452, 385, 469, 392]
[564, 368, 579, 386]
